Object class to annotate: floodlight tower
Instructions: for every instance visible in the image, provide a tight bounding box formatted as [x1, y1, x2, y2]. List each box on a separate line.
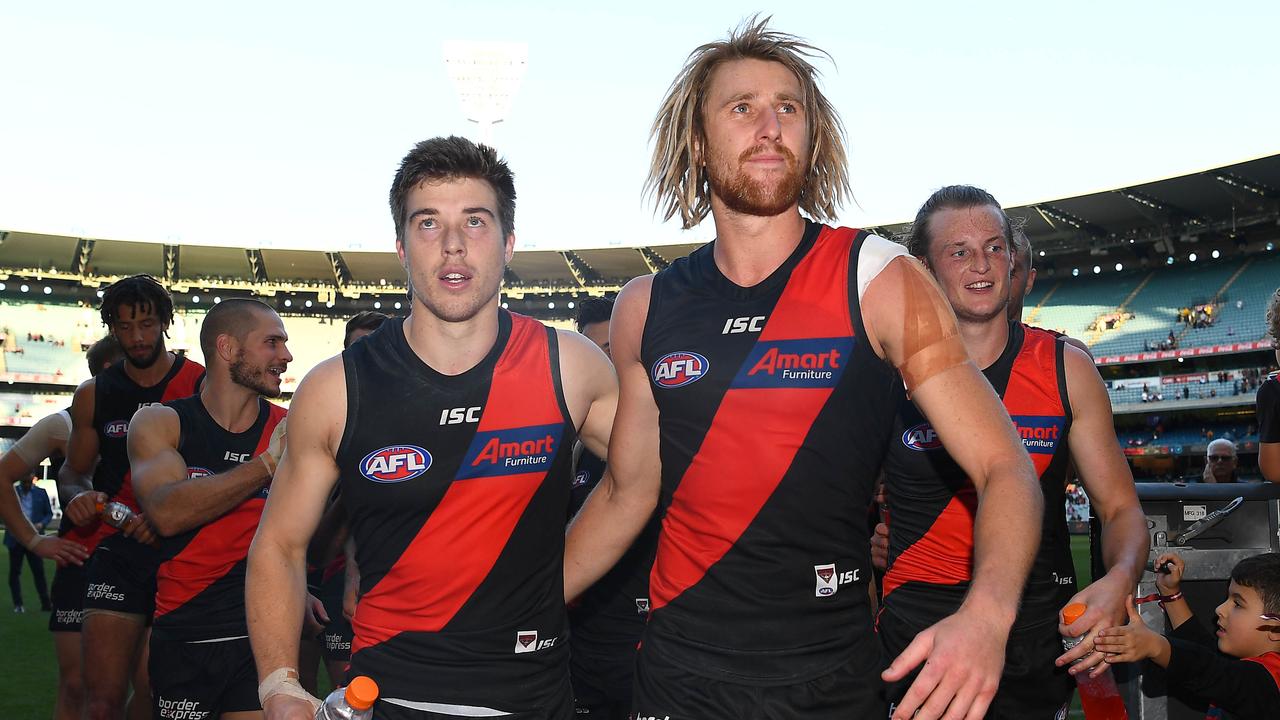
[443, 41, 529, 147]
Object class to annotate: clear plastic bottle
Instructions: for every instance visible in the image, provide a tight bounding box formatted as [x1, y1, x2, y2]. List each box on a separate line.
[1062, 603, 1129, 719]
[96, 501, 135, 529]
[316, 675, 378, 719]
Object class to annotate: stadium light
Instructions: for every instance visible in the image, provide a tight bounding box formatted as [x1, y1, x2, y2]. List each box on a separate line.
[213, 296, 221, 303]
[1071, 269, 1079, 277]
[1189, 253, 1198, 262]
[394, 302, 402, 310]
[567, 301, 575, 309]
[97, 290, 104, 298]
[548, 302, 555, 309]
[0, 282, 5, 291]
[1092, 266, 1101, 274]
[501, 302, 509, 309]
[1038, 250, 1045, 257]
[374, 302, 381, 309]
[444, 41, 529, 147]
[284, 299, 292, 307]
[305, 300, 313, 308]
[191, 295, 200, 303]
[43, 286, 52, 294]
[1211, 249, 1220, 259]
[326, 301, 335, 309]
[1268, 242, 1276, 251]
[1166, 256, 1175, 265]
[20, 284, 28, 293]
[1115, 263, 1123, 272]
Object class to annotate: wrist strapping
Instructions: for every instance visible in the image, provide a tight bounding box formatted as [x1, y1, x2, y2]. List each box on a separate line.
[1159, 591, 1184, 605]
[258, 667, 320, 710]
[22, 534, 46, 552]
[259, 452, 276, 477]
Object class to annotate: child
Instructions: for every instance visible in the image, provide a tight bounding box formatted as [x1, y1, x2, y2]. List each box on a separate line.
[1095, 552, 1280, 719]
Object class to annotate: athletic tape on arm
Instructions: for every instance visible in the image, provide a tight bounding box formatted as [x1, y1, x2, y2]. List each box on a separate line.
[258, 667, 322, 712]
[872, 256, 969, 391]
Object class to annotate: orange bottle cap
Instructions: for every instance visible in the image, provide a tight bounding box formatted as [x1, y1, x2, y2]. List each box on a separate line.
[344, 676, 379, 711]
[1063, 603, 1088, 625]
[95, 502, 105, 512]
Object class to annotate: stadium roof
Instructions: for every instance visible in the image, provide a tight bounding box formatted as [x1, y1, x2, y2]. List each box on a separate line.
[2, 154, 1277, 296]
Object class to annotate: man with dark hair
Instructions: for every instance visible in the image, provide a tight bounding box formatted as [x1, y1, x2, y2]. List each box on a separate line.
[129, 298, 290, 720]
[574, 297, 614, 360]
[61, 274, 205, 720]
[344, 311, 390, 348]
[0, 338, 119, 720]
[566, 19, 1043, 720]
[86, 336, 122, 378]
[248, 136, 621, 720]
[878, 185, 1147, 718]
[1259, 288, 1280, 483]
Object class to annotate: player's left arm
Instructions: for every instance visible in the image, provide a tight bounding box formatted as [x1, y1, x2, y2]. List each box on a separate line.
[0, 449, 91, 565]
[1055, 343, 1149, 673]
[555, 329, 617, 461]
[129, 404, 281, 537]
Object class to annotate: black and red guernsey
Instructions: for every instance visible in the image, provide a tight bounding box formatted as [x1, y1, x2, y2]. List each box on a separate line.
[93, 355, 205, 513]
[881, 322, 1076, 630]
[640, 221, 902, 683]
[337, 312, 576, 712]
[153, 395, 286, 641]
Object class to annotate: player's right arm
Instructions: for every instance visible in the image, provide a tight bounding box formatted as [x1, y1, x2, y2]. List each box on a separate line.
[564, 275, 661, 602]
[247, 356, 346, 719]
[59, 379, 104, 526]
[864, 255, 1042, 720]
[0, 429, 91, 565]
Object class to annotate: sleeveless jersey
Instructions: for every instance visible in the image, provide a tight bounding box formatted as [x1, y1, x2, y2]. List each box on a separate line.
[337, 312, 576, 710]
[640, 222, 900, 683]
[881, 322, 1076, 630]
[92, 355, 205, 512]
[152, 395, 286, 641]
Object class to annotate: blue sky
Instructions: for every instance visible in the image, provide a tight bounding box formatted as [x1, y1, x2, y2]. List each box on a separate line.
[1, 1, 1276, 253]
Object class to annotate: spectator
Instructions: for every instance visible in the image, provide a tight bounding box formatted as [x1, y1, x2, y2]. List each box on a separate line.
[5, 472, 53, 612]
[1202, 438, 1240, 484]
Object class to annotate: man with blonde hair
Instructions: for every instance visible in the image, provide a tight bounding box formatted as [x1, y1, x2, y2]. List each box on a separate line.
[564, 16, 1042, 720]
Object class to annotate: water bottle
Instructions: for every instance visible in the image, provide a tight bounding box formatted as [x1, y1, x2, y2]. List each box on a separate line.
[1062, 603, 1129, 719]
[316, 675, 378, 719]
[96, 501, 135, 529]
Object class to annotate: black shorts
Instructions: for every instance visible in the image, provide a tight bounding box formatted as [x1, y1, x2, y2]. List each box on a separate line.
[149, 634, 259, 717]
[49, 562, 87, 632]
[632, 644, 884, 720]
[570, 641, 635, 720]
[83, 533, 159, 619]
[880, 611, 1073, 720]
[317, 571, 352, 663]
[370, 675, 573, 720]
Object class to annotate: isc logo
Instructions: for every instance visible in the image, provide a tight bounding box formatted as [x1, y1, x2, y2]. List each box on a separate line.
[223, 451, 251, 463]
[104, 420, 129, 438]
[901, 423, 943, 451]
[359, 445, 432, 483]
[722, 315, 766, 334]
[187, 467, 212, 480]
[651, 351, 709, 389]
[513, 630, 557, 654]
[439, 406, 481, 425]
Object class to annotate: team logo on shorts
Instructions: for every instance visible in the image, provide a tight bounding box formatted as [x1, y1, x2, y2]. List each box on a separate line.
[359, 445, 432, 483]
[814, 563, 838, 597]
[186, 467, 213, 480]
[635, 597, 650, 615]
[901, 422, 943, 451]
[651, 351, 709, 389]
[104, 420, 129, 438]
[513, 629, 558, 653]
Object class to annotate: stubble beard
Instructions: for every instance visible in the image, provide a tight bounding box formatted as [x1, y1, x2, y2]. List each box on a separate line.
[229, 351, 279, 398]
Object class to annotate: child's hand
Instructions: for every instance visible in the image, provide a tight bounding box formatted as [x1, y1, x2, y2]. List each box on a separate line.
[1096, 596, 1167, 670]
[1154, 553, 1185, 597]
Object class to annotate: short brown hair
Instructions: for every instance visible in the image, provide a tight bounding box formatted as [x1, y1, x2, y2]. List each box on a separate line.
[1267, 287, 1280, 342]
[389, 136, 516, 242]
[645, 15, 850, 229]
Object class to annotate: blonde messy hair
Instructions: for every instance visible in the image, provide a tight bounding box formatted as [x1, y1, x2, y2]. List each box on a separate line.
[645, 15, 850, 229]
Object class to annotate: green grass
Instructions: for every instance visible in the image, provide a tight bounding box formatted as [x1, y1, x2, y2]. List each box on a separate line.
[0, 540, 1101, 717]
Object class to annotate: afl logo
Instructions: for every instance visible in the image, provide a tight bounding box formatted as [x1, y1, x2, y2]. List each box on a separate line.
[186, 467, 213, 480]
[360, 445, 432, 483]
[104, 420, 129, 438]
[652, 351, 709, 389]
[901, 423, 943, 451]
